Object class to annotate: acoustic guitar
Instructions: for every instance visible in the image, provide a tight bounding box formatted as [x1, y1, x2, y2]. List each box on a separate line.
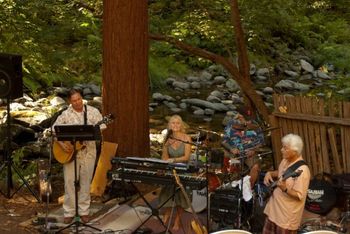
[173, 169, 208, 234]
[53, 114, 114, 164]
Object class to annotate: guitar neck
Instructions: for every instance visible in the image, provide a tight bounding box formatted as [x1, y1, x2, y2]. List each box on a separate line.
[268, 170, 303, 190]
[172, 170, 203, 226]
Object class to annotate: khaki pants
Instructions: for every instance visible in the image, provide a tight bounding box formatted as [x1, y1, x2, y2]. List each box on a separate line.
[63, 147, 96, 217]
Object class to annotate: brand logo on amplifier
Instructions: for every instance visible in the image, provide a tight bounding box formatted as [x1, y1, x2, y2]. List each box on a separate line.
[307, 189, 324, 200]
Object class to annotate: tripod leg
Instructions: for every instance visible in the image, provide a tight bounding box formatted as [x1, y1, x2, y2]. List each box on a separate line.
[0, 160, 14, 198]
[0, 162, 8, 197]
[11, 163, 41, 202]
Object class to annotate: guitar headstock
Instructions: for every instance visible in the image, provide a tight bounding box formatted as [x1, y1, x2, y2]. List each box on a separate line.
[282, 169, 303, 180]
[100, 114, 115, 125]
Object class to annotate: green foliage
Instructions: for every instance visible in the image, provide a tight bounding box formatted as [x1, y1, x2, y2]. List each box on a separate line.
[1, 0, 350, 96]
[0, 0, 103, 93]
[308, 74, 350, 100]
[149, 52, 189, 91]
[149, 0, 235, 66]
[313, 44, 350, 71]
[0, 148, 38, 184]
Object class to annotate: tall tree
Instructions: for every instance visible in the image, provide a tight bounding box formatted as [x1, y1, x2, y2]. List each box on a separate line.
[102, 0, 150, 157]
[150, 0, 270, 124]
[229, 0, 269, 121]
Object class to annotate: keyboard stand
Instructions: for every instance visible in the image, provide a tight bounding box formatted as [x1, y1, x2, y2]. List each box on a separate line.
[130, 182, 180, 233]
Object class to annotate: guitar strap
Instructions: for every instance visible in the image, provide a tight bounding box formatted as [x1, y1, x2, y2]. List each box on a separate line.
[84, 105, 87, 125]
[283, 160, 307, 178]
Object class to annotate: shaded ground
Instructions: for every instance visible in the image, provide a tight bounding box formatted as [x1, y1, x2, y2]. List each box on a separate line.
[0, 191, 58, 233]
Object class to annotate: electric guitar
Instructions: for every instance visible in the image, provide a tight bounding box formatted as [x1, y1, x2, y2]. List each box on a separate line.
[53, 114, 114, 164]
[173, 169, 208, 234]
[268, 169, 303, 194]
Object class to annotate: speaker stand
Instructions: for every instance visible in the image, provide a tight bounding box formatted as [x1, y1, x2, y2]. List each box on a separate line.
[0, 96, 40, 202]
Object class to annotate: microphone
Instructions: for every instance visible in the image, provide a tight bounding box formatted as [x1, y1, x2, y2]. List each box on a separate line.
[167, 129, 173, 137]
[257, 151, 273, 157]
[164, 129, 173, 142]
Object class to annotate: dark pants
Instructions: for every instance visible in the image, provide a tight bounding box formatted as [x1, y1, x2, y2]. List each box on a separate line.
[262, 218, 297, 234]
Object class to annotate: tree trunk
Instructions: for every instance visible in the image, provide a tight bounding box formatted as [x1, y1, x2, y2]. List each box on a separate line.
[230, 0, 270, 123]
[102, 0, 150, 157]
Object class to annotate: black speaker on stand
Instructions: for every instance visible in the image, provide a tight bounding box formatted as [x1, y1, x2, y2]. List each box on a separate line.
[0, 53, 40, 201]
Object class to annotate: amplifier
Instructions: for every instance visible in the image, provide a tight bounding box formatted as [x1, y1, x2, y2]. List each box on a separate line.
[209, 188, 240, 224]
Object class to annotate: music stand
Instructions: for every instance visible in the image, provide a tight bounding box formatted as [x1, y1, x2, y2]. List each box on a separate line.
[54, 124, 101, 233]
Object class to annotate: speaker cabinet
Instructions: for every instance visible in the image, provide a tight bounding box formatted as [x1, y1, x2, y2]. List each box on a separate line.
[0, 53, 23, 99]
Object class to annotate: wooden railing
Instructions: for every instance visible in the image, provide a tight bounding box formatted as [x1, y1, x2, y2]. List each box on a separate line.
[270, 94, 350, 175]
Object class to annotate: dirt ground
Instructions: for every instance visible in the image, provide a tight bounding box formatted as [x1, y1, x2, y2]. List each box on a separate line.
[0, 167, 64, 234]
[0, 191, 58, 233]
[0, 175, 155, 233]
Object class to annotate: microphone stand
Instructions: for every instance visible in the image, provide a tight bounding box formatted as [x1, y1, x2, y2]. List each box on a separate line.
[237, 144, 246, 229]
[194, 132, 201, 169]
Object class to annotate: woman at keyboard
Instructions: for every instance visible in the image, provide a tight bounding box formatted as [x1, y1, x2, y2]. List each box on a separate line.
[159, 114, 192, 231]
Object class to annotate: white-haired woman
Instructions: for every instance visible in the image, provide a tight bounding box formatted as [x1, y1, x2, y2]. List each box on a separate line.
[159, 115, 192, 231]
[262, 134, 310, 234]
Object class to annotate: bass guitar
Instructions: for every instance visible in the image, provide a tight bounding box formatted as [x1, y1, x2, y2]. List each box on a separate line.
[53, 114, 114, 164]
[173, 169, 208, 234]
[268, 169, 303, 194]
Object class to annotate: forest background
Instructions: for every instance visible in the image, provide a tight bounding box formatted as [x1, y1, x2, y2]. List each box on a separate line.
[1, 0, 350, 99]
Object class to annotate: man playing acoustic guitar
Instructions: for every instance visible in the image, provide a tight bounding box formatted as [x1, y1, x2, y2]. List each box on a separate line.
[53, 88, 105, 224]
[262, 134, 310, 234]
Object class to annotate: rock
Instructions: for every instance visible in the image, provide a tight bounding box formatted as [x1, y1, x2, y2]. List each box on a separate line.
[206, 64, 225, 76]
[186, 76, 200, 82]
[50, 96, 66, 106]
[9, 103, 26, 111]
[226, 79, 240, 92]
[173, 81, 190, 90]
[337, 88, 350, 95]
[163, 95, 176, 102]
[54, 87, 69, 97]
[263, 87, 274, 94]
[182, 98, 229, 112]
[200, 70, 213, 80]
[190, 81, 201, 89]
[257, 68, 270, 77]
[165, 78, 175, 85]
[88, 84, 101, 96]
[193, 109, 205, 115]
[300, 59, 314, 73]
[213, 76, 226, 84]
[170, 107, 182, 113]
[284, 70, 299, 77]
[256, 75, 268, 81]
[179, 103, 187, 109]
[210, 90, 224, 99]
[315, 70, 331, 79]
[149, 102, 158, 108]
[231, 94, 243, 104]
[204, 108, 215, 116]
[82, 87, 92, 96]
[250, 64, 256, 75]
[163, 101, 177, 109]
[256, 90, 264, 96]
[206, 95, 221, 103]
[152, 92, 164, 101]
[275, 80, 310, 92]
[93, 96, 102, 104]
